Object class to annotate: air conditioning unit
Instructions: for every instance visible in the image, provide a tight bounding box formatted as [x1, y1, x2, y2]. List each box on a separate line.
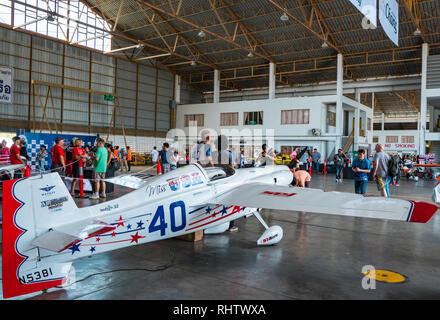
[311, 128, 321, 136]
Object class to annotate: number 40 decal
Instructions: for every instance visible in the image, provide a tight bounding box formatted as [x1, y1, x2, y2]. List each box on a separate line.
[148, 201, 186, 236]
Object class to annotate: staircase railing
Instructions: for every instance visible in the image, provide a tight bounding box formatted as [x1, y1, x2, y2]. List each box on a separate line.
[342, 130, 355, 154]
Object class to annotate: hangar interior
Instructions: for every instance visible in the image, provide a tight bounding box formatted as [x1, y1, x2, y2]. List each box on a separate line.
[1, 0, 440, 300]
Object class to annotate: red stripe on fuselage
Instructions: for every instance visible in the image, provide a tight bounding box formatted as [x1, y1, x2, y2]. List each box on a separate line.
[186, 206, 243, 232]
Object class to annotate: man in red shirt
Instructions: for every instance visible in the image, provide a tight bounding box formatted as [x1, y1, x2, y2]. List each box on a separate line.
[9, 136, 25, 179]
[50, 137, 66, 172]
[10, 136, 24, 165]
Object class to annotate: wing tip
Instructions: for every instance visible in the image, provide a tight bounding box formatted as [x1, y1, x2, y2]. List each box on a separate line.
[408, 201, 438, 223]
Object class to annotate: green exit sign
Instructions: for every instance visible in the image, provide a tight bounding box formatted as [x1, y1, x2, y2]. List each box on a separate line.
[104, 93, 114, 101]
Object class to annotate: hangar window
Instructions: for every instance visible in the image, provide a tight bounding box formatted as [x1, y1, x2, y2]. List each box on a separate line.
[327, 111, 336, 127]
[281, 109, 310, 125]
[386, 136, 398, 143]
[184, 114, 204, 127]
[1, 0, 112, 51]
[220, 112, 238, 126]
[244, 111, 263, 125]
[367, 117, 372, 130]
[401, 136, 414, 143]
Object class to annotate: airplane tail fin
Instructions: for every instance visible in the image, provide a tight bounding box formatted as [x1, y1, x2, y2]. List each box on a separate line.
[2, 173, 76, 299]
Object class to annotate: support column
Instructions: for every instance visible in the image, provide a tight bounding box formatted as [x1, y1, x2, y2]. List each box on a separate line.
[417, 112, 420, 131]
[381, 113, 385, 132]
[213, 69, 220, 103]
[335, 54, 343, 151]
[354, 89, 360, 150]
[370, 92, 375, 152]
[174, 74, 181, 104]
[269, 62, 275, 100]
[419, 43, 428, 155]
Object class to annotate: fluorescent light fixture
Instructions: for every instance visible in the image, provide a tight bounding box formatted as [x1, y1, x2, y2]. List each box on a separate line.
[321, 42, 328, 48]
[198, 30, 206, 38]
[280, 11, 289, 21]
[190, 61, 197, 66]
[247, 51, 254, 58]
[413, 28, 421, 36]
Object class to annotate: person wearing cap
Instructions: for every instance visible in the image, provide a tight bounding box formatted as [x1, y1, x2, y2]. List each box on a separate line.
[70, 138, 87, 196]
[51, 137, 66, 172]
[19, 136, 30, 164]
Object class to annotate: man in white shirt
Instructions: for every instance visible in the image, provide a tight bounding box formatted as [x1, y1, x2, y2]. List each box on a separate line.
[151, 146, 159, 173]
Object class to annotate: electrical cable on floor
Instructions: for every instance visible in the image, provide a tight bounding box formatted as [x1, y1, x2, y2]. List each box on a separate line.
[54, 249, 176, 289]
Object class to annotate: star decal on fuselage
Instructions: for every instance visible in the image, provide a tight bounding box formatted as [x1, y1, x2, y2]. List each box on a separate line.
[68, 243, 81, 255]
[130, 232, 146, 243]
[115, 216, 125, 228]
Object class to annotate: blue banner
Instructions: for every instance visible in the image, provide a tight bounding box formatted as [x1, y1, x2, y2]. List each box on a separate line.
[21, 132, 97, 171]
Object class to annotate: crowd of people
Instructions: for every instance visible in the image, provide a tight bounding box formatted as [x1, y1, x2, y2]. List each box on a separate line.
[0, 135, 134, 199]
[0, 132, 425, 203]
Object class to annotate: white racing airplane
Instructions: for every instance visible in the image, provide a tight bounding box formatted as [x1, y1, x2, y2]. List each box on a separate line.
[1, 163, 438, 299]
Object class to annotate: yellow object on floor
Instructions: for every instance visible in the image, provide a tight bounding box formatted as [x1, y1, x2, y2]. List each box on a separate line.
[363, 269, 407, 283]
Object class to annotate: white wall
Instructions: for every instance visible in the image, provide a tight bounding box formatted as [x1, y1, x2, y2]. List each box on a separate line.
[177, 96, 340, 159]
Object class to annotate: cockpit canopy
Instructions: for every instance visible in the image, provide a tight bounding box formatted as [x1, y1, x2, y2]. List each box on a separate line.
[203, 165, 235, 181]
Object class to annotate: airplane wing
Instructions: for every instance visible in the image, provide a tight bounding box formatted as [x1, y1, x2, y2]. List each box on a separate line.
[104, 172, 155, 189]
[0, 164, 26, 173]
[31, 219, 115, 253]
[210, 183, 438, 223]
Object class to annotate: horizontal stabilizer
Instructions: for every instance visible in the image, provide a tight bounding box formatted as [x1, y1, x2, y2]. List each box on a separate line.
[31, 220, 115, 252]
[31, 229, 80, 253]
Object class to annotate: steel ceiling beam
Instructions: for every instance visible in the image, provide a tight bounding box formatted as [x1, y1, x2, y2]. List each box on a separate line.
[146, 6, 239, 90]
[207, 0, 232, 39]
[401, 0, 428, 43]
[137, 0, 268, 62]
[216, 0, 294, 86]
[80, 0, 217, 69]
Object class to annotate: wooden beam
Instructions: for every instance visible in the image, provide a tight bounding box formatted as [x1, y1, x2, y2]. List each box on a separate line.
[208, 0, 231, 39]
[31, 80, 117, 97]
[150, 9, 218, 69]
[135, 2, 172, 51]
[112, 0, 125, 32]
[138, 0, 265, 62]
[88, 50, 93, 134]
[135, 53, 172, 61]
[154, 67, 159, 132]
[394, 91, 420, 112]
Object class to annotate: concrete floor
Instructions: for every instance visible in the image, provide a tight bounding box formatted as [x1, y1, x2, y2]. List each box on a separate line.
[2, 167, 440, 300]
